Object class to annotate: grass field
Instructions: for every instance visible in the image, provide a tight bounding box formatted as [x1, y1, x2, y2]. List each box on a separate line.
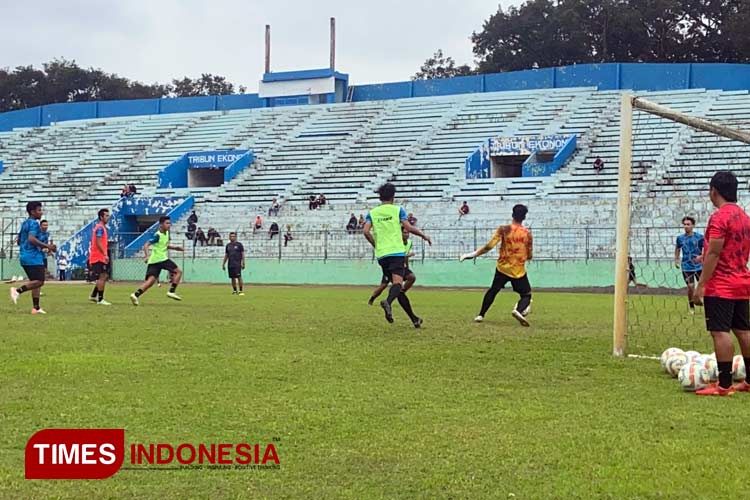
[0, 282, 745, 499]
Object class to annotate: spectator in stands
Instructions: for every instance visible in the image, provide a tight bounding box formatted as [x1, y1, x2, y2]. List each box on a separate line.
[207, 227, 220, 246]
[268, 198, 280, 217]
[120, 185, 130, 198]
[196, 227, 207, 246]
[593, 156, 604, 174]
[284, 225, 294, 247]
[346, 213, 358, 234]
[188, 211, 198, 225]
[317, 193, 327, 207]
[269, 222, 280, 240]
[253, 215, 263, 234]
[458, 201, 470, 219]
[357, 214, 366, 231]
[57, 253, 68, 281]
[128, 183, 137, 196]
[309, 195, 319, 210]
[408, 213, 418, 226]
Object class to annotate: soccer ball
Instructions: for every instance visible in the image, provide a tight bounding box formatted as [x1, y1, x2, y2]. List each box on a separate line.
[702, 357, 718, 382]
[732, 355, 747, 382]
[666, 352, 689, 378]
[660, 348, 684, 373]
[684, 351, 702, 364]
[678, 362, 710, 391]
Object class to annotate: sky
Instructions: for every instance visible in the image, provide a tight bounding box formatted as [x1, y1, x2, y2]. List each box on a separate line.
[0, 0, 520, 90]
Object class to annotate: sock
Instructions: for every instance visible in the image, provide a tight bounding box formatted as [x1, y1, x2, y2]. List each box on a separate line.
[169, 283, 178, 293]
[744, 357, 750, 384]
[718, 361, 733, 389]
[98, 290, 104, 302]
[233, 285, 237, 292]
[32, 297, 40, 310]
[397, 292, 418, 322]
[90, 286, 98, 298]
[17, 285, 28, 294]
[134, 289, 143, 297]
[386, 283, 402, 305]
[689, 301, 695, 309]
[516, 295, 532, 316]
[239, 286, 243, 292]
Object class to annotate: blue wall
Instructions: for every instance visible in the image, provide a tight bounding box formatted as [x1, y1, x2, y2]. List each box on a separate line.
[6, 63, 750, 132]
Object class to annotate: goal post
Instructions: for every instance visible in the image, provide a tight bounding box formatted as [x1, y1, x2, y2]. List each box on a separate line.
[614, 93, 750, 357]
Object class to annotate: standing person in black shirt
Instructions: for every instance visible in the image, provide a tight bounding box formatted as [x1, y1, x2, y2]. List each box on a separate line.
[222, 232, 246, 296]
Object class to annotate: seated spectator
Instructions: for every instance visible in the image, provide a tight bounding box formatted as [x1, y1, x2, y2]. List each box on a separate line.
[593, 156, 604, 174]
[188, 210, 198, 225]
[357, 214, 365, 231]
[195, 227, 207, 246]
[284, 225, 294, 247]
[207, 227, 220, 245]
[268, 198, 280, 217]
[253, 215, 263, 234]
[317, 193, 327, 207]
[408, 213, 418, 226]
[308, 195, 319, 210]
[269, 222, 280, 240]
[458, 201, 470, 219]
[346, 213, 358, 234]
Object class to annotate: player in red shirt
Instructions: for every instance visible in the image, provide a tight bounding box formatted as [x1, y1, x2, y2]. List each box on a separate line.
[693, 171, 750, 396]
[88, 209, 111, 305]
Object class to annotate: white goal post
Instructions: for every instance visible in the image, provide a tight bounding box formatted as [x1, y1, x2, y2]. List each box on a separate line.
[613, 94, 750, 357]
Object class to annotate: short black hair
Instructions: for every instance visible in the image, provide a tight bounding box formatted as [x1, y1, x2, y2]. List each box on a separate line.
[512, 204, 528, 223]
[710, 171, 738, 202]
[681, 216, 696, 225]
[159, 215, 171, 224]
[377, 183, 396, 202]
[26, 201, 42, 214]
[229, 232, 236, 236]
[40, 219, 48, 224]
[98, 208, 109, 220]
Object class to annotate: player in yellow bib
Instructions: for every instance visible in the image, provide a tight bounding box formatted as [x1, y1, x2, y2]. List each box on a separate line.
[363, 183, 431, 327]
[368, 228, 416, 306]
[130, 215, 184, 306]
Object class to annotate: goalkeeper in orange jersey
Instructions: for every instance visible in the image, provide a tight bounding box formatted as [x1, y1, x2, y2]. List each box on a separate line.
[459, 204, 533, 326]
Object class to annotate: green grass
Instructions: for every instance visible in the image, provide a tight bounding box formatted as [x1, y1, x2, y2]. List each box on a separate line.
[0, 283, 744, 499]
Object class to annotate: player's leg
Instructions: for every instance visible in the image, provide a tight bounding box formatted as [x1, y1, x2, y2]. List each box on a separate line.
[379, 257, 405, 324]
[684, 272, 696, 312]
[696, 297, 735, 395]
[397, 271, 420, 327]
[231, 277, 238, 294]
[477, 270, 509, 321]
[11, 266, 45, 312]
[369, 275, 389, 305]
[96, 270, 110, 305]
[237, 275, 244, 295]
[730, 300, 750, 391]
[131, 266, 159, 305]
[510, 275, 532, 327]
[403, 270, 416, 293]
[166, 261, 183, 300]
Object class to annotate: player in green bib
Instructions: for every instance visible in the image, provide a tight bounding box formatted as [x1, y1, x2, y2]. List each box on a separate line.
[363, 183, 431, 327]
[130, 215, 184, 306]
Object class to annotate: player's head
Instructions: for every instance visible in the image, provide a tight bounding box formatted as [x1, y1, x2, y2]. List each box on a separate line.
[709, 170, 738, 206]
[512, 204, 528, 223]
[98, 208, 110, 223]
[40, 220, 48, 232]
[158, 215, 171, 231]
[681, 216, 695, 233]
[377, 183, 396, 202]
[26, 201, 42, 219]
[229, 232, 237, 242]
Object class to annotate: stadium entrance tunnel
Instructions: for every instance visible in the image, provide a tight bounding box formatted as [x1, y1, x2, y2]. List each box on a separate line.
[491, 155, 526, 178]
[188, 167, 224, 188]
[158, 150, 254, 191]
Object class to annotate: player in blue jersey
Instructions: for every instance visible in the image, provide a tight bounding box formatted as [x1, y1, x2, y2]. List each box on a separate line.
[10, 202, 57, 314]
[674, 216, 704, 314]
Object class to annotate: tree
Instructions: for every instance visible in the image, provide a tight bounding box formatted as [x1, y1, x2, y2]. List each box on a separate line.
[171, 74, 247, 97]
[412, 50, 474, 80]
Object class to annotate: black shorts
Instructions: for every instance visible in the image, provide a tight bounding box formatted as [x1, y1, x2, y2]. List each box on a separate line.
[380, 267, 415, 284]
[89, 262, 110, 279]
[378, 256, 406, 280]
[682, 270, 702, 285]
[146, 259, 179, 280]
[490, 270, 531, 295]
[22, 265, 45, 282]
[228, 265, 242, 279]
[704, 297, 750, 332]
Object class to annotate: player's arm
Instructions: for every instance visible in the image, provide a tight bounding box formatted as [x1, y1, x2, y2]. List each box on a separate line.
[402, 220, 431, 246]
[460, 226, 503, 261]
[28, 226, 56, 252]
[241, 251, 245, 269]
[527, 231, 533, 261]
[222, 251, 228, 269]
[168, 244, 184, 252]
[693, 237, 724, 305]
[363, 221, 375, 248]
[695, 235, 705, 264]
[674, 239, 681, 268]
[143, 241, 152, 262]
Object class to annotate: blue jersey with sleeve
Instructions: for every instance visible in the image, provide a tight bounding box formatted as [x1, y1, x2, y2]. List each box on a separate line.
[676, 232, 704, 272]
[19, 218, 44, 266]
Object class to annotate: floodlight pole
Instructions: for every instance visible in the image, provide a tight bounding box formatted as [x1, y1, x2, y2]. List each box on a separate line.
[265, 25, 271, 74]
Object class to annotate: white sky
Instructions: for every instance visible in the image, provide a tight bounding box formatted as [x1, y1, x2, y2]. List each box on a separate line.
[0, 0, 521, 89]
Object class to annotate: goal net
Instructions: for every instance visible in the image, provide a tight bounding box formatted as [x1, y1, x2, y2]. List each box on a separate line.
[613, 92, 750, 357]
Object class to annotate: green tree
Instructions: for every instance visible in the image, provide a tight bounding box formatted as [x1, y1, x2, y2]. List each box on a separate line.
[171, 74, 247, 97]
[412, 50, 474, 80]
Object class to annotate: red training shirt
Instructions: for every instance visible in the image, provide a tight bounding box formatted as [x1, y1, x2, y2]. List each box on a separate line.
[703, 203, 750, 299]
[89, 222, 109, 264]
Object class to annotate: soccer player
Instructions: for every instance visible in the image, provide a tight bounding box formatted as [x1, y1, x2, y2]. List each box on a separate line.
[674, 216, 704, 314]
[693, 171, 750, 396]
[368, 228, 416, 305]
[222, 232, 246, 295]
[363, 183, 431, 328]
[460, 204, 533, 326]
[129, 216, 184, 306]
[39, 219, 51, 278]
[10, 202, 57, 314]
[88, 209, 112, 305]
